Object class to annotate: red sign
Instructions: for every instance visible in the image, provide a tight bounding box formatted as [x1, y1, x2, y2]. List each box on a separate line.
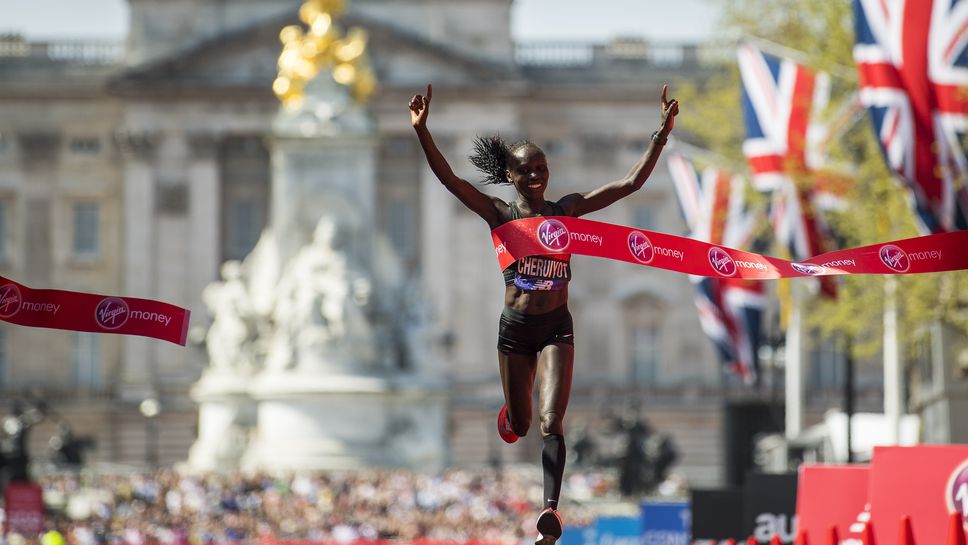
[795, 464, 870, 539]
[868, 445, 968, 545]
[4, 482, 44, 536]
[0, 276, 191, 345]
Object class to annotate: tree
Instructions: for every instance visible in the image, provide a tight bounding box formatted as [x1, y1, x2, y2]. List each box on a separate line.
[674, 0, 968, 362]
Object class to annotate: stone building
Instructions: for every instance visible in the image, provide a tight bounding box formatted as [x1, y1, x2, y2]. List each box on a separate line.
[0, 0, 754, 486]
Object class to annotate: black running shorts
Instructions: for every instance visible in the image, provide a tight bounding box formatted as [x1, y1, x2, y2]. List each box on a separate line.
[497, 304, 574, 355]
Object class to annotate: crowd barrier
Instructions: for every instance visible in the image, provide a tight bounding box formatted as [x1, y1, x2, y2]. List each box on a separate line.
[690, 445, 968, 544]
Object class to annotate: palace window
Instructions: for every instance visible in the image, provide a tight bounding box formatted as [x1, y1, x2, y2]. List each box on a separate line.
[630, 323, 661, 386]
[0, 201, 7, 259]
[72, 203, 100, 257]
[0, 330, 6, 387]
[72, 332, 101, 388]
[226, 200, 260, 260]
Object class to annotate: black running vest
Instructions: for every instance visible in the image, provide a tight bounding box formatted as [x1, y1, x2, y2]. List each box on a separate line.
[502, 201, 573, 291]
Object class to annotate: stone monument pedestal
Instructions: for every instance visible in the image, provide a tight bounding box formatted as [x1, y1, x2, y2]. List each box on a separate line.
[189, 71, 448, 473]
[242, 372, 447, 471]
[187, 372, 256, 472]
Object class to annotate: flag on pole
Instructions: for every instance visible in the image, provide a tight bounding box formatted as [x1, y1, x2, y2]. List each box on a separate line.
[668, 152, 766, 384]
[738, 42, 844, 296]
[853, 0, 968, 233]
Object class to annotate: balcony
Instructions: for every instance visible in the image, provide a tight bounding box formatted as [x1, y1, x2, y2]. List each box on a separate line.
[0, 34, 123, 66]
[514, 39, 725, 69]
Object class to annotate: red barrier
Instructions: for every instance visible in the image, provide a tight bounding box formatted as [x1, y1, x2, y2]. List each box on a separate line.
[950, 512, 967, 545]
[796, 464, 870, 538]
[869, 446, 968, 545]
[898, 516, 915, 545]
[824, 526, 839, 545]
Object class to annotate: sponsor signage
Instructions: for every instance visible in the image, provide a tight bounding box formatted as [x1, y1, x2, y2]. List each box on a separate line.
[690, 488, 745, 540]
[795, 464, 870, 539]
[708, 247, 737, 277]
[537, 218, 570, 252]
[0, 276, 191, 345]
[628, 231, 655, 264]
[559, 525, 594, 545]
[4, 482, 44, 536]
[640, 501, 688, 544]
[744, 472, 798, 544]
[593, 516, 640, 545]
[868, 445, 968, 545]
[491, 216, 968, 279]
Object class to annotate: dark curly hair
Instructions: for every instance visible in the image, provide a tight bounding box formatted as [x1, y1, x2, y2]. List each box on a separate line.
[469, 135, 538, 185]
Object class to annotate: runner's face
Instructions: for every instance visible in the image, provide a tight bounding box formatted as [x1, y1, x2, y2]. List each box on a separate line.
[506, 145, 548, 199]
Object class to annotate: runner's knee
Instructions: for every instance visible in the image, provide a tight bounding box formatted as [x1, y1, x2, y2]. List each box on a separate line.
[540, 412, 564, 436]
[508, 409, 531, 437]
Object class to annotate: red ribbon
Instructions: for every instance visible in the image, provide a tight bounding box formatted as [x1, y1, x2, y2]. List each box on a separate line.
[491, 217, 968, 278]
[0, 276, 191, 345]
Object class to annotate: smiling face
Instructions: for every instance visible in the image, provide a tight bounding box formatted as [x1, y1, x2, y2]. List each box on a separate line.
[505, 144, 549, 200]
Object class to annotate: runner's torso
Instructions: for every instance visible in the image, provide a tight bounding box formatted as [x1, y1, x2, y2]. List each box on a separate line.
[501, 201, 571, 314]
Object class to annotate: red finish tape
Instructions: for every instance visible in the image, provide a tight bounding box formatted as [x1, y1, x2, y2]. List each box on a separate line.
[0, 276, 191, 345]
[492, 217, 968, 278]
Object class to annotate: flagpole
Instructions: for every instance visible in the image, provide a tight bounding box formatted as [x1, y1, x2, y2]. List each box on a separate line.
[883, 275, 901, 444]
[785, 278, 804, 441]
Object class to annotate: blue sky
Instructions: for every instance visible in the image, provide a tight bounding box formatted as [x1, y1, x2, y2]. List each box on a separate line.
[0, 0, 719, 42]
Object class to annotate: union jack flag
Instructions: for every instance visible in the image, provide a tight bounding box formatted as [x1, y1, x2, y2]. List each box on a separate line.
[738, 43, 843, 296]
[668, 152, 765, 385]
[853, 0, 968, 233]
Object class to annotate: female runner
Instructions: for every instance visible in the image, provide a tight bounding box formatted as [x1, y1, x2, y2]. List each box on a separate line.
[409, 83, 678, 545]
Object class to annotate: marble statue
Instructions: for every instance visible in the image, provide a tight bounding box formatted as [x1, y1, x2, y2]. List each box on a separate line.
[202, 261, 256, 373]
[265, 216, 376, 372]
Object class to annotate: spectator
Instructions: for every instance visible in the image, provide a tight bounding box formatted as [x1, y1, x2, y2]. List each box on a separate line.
[28, 467, 619, 544]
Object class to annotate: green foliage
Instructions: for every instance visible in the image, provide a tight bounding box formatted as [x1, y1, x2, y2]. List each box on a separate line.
[679, 0, 968, 358]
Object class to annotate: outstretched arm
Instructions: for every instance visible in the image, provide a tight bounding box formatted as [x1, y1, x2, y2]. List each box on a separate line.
[410, 84, 504, 227]
[560, 84, 680, 217]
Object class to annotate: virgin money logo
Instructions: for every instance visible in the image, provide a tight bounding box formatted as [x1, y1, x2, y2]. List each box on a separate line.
[627, 231, 654, 264]
[946, 458, 968, 531]
[792, 262, 825, 276]
[95, 297, 129, 330]
[879, 244, 910, 273]
[708, 247, 737, 277]
[0, 283, 22, 319]
[537, 219, 570, 252]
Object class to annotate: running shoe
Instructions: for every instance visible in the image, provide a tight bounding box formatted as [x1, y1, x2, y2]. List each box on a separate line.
[535, 507, 563, 545]
[497, 404, 518, 444]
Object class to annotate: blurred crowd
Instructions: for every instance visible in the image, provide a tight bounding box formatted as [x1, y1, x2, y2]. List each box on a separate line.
[1, 467, 623, 545]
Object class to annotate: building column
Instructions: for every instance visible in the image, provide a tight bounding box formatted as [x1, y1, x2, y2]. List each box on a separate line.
[419, 133, 456, 361]
[116, 131, 159, 403]
[187, 132, 221, 320]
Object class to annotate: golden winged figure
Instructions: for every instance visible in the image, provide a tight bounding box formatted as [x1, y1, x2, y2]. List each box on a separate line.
[273, 0, 378, 107]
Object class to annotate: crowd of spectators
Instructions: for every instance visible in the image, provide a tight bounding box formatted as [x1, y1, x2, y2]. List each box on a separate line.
[2, 467, 624, 545]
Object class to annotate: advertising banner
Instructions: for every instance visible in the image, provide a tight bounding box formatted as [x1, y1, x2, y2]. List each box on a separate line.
[795, 464, 870, 540]
[743, 473, 798, 544]
[593, 516, 640, 545]
[868, 445, 968, 545]
[640, 501, 689, 544]
[4, 482, 45, 536]
[690, 488, 745, 540]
